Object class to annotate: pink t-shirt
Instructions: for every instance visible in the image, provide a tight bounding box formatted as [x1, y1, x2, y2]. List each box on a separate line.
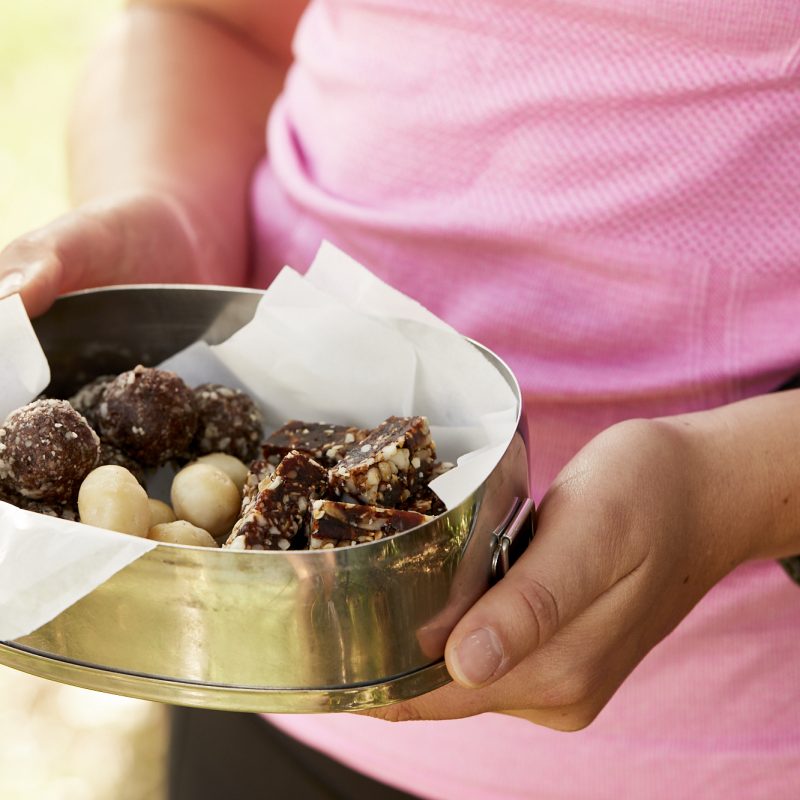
[249, 2, 800, 797]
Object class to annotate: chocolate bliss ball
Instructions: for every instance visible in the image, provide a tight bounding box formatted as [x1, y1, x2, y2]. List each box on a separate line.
[68, 374, 116, 429]
[192, 383, 264, 461]
[0, 399, 100, 502]
[97, 365, 198, 466]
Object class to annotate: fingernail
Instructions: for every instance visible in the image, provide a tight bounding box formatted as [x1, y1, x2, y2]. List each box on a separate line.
[0, 270, 25, 298]
[450, 627, 503, 687]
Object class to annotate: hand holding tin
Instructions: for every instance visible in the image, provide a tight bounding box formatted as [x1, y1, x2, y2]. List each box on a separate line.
[365, 414, 761, 729]
[0, 192, 207, 318]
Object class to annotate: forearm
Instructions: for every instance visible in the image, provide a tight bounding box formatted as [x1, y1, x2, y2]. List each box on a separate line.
[69, 3, 290, 284]
[668, 388, 800, 566]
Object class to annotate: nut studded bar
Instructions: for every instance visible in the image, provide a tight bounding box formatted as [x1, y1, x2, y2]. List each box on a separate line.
[402, 485, 447, 516]
[225, 450, 327, 551]
[262, 421, 366, 467]
[329, 416, 436, 507]
[240, 458, 276, 513]
[401, 460, 454, 515]
[309, 500, 432, 549]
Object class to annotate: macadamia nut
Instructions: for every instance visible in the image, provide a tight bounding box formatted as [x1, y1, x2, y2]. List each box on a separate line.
[171, 463, 240, 538]
[78, 465, 150, 537]
[148, 520, 217, 548]
[148, 498, 176, 527]
[195, 453, 248, 493]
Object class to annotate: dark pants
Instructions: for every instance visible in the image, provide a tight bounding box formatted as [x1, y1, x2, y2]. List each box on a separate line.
[168, 706, 420, 800]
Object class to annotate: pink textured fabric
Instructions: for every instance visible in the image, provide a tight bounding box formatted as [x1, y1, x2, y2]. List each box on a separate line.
[248, 1, 800, 797]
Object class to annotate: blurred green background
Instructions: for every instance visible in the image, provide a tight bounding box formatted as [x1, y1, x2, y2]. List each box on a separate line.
[0, 3, 168, 798]
[0, 1, 114, 246]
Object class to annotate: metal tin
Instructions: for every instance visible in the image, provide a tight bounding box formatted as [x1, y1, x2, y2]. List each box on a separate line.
[0, 286, 532, 712]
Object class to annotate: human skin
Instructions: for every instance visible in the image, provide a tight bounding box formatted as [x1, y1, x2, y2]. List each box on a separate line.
[365, 398, 800, 730]
[1, 0, 799, 732]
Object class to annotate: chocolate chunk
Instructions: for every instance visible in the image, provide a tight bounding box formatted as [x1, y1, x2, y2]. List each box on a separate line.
[225, 450, 327, 551]
[240, 458, 276, 513]
[329, 416, 436, 507]
[262, 421, 366, 467]
[309, 500, 431, 549]
[97, 366, 198, 466]
[400, 461, 453, 516]
[401, 486, 447, 516]
[192, 383, 263, 462]
[0, 399, 100, 503]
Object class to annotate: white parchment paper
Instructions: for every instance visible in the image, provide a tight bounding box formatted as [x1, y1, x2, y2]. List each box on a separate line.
[0, 293, 50, 420]
[0, 243, 518, 642]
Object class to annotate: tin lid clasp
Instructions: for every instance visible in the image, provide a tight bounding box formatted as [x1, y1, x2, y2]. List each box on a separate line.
[490, 497, 535, 583]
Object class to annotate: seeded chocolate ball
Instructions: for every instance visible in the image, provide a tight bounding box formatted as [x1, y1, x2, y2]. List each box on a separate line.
[192, 383, 263, 461]
[97, 366, 198, 466]
[68, 374, 115, 429]
[0, 480, 76, 520]
[0, 399, 100, 502]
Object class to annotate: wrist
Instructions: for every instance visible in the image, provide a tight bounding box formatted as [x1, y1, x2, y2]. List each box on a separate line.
[652, 416, 752, 579]
[662, 391, 800, 567]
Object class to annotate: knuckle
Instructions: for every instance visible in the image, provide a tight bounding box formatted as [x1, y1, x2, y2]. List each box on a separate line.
[510, 575, 561, 648]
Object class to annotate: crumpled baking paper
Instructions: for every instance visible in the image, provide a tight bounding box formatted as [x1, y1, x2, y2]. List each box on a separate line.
[0, 242, 518, 642]
[0, 293, 50, 420]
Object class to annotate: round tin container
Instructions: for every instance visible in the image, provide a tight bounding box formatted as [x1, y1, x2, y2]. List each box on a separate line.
[0, 286, 532, 712]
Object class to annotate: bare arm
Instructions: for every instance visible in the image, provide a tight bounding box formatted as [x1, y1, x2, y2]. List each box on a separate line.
[367, 388, 800, 728]
[0, 0, 308, 315]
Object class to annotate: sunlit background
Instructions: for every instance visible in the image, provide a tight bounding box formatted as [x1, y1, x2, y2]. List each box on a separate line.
[0, 3, 168, 798]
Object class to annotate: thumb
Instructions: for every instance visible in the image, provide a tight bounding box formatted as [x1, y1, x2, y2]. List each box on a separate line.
[444, 488, 631, 689]
[0, 204, 116, 318]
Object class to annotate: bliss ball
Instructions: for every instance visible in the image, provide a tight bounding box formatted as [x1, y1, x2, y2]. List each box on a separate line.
[192, 383, 263, 461]
[68, 374, 115, 429]
[0, 399, 100, 502]
[97, 366, 198, 466]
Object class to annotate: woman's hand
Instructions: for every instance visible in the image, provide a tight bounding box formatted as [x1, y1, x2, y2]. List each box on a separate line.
[367, 394, 800, 729]
[0, 191, 202, 317]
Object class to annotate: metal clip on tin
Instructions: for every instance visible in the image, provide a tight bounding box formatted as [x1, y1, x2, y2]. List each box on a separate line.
[491, 497, 535, 583]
